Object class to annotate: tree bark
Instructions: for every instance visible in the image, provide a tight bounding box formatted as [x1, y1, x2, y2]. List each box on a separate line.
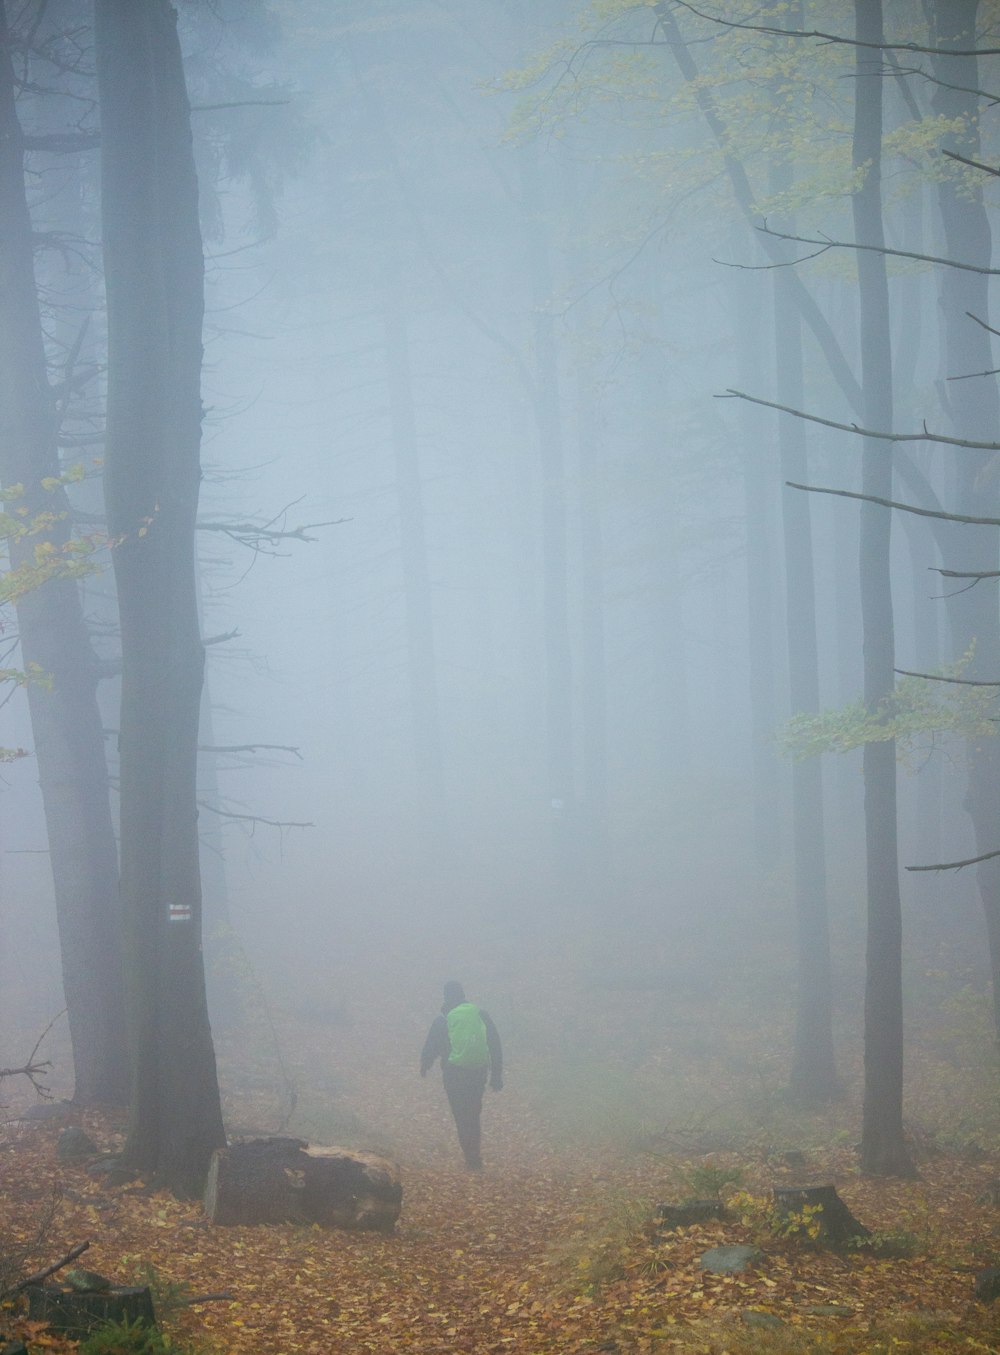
[769, 74, 837, 1098]
[929, 0, 1000, 1039]
[853, 0, 914, 1178]
[0, 0, 126, 1105]
[519, 141, 576, 901]
[95, 0, 225, 1196]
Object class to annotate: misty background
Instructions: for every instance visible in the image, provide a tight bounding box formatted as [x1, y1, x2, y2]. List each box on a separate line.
[1, 0, 995, 1160]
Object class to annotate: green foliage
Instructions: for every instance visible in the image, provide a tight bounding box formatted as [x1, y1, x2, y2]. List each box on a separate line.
[554, 1194, 657, 1294]
[78, 1316, 196, 1355]
[778, 656, 997, 761]
[683, 1160, 743, 1198]
[850, 1228, 923, 1259]
[130, 1265, 193, 1324]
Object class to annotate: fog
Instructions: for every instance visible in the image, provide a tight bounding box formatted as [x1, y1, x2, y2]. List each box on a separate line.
[2, 0, 997, 1160]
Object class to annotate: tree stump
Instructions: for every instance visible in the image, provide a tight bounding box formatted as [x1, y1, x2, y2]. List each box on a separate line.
[203, 1137, 402, 1231]
[772, 1185, 869, 1247]
[27, 1285, 155, 1339]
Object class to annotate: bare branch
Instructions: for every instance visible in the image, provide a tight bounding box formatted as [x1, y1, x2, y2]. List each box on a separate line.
[895, 667, 1000, 687]
[935, 568, 1000, 579]
[9, 1241, 90, 1296]
[671, 1, 1000, 56]
[724, 388, 1000, 451]
[197, 800, 313, 831]
[758, 221, 1000, 276]
[786, 480, 1000, 527]
[198, 743, 302, 759]
[907, 847, 1000, 872]
[942, 148, 1000, 177]
[191, 100, 290, 112]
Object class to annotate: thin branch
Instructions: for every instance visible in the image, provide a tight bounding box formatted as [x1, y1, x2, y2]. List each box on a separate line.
[907, 847, 1000, 872]
[724, 388, 1000, 451]
[197, 800, 313, 831]
[786, 480, 1000, 527]
[198, 744, 302, 759]
[180, 1292, 234, 1306]
[671, 1, 1000, 56]
[894, 667, 1000, 686]
[10, 1241, 90, 1296]
[942, 147, 1000, 177]
[758, 221, 1000, 276]
[935, 568, 1000, 579]
[191, 100, 290, 112]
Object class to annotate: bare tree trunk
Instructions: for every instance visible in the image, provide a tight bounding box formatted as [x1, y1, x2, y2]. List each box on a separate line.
[520, 142, 576, 900]
[929, 0, 1000, 1039]
[853, 0, 913, 1178]
[734, 268, 780, 874]
[96, 0, 225, 1196]
[0, 0, 126, 1104]
[380, 249, 447, 821]
[769, 86, 837, 1097]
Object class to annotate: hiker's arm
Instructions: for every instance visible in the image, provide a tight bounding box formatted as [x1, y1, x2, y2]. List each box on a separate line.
[483, 1011, 503, 1089]
[420, 1015, 447, 1075]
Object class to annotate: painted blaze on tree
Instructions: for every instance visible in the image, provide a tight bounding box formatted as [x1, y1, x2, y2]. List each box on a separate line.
[96, 0, 224, 1195]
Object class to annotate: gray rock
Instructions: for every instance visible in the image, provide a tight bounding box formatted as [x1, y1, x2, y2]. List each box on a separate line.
[801, 1303, 854, 1316]
[974, 1266, 1000, 1302]
[741, 1310, 783, 1329]
[699, 1245, 764, 1274]
[64, 1269, 112, 1294]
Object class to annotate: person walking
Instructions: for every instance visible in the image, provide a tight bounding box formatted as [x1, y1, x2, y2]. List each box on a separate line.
[420, 980, 502, 1171]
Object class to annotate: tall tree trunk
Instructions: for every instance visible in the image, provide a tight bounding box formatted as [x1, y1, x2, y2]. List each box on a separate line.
[769, 91, 837, 1096]
[380, 249, 447, 821]
[853, 0, 913, 1177]
[0, 0, 126, 1104]
[773, 269, 837, 1099]
[734, 268, 780, 873]
[574, 301, 609, 899]
[929, 0, 1000, 1038]
[520, 142, 575, 899]
[96, 0, 225, 1196]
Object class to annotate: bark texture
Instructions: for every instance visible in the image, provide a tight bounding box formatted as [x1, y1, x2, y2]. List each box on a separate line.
[853, 0, 913, 1178]
[95, 0, 225, 1196]
[0, 0, 126, 1104]
[930, 0, 1000, 1038]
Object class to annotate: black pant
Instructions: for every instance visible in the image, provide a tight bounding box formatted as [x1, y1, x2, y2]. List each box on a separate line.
[442, 1063, 488, 1167]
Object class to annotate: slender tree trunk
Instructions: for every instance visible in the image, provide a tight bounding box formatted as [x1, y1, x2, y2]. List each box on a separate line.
[773, 270, 837, 1099]
[853, 0, 913, 1177]
[96, 0, 225, 1196]
[769, 92, 837, 1096]
[574, 301, 609, 898]
[734, 267, 780, 873]
[929, 0, 1000, 1039]
[0, 0, 126, 1104]
[380, 249, 447, 820]
[520, 143, 575, 898]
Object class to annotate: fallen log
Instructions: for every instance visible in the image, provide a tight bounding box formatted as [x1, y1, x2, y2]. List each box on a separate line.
[203, 1137, 402, 1232]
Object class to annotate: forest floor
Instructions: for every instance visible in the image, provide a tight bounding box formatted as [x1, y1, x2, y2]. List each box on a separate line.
[4, 949, 1000, 1354]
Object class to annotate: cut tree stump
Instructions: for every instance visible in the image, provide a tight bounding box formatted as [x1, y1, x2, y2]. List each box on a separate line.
[27, 1284, 155, 1339]
[772, 1185, 870, 1247]
[203, 1136, 402, 1231]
